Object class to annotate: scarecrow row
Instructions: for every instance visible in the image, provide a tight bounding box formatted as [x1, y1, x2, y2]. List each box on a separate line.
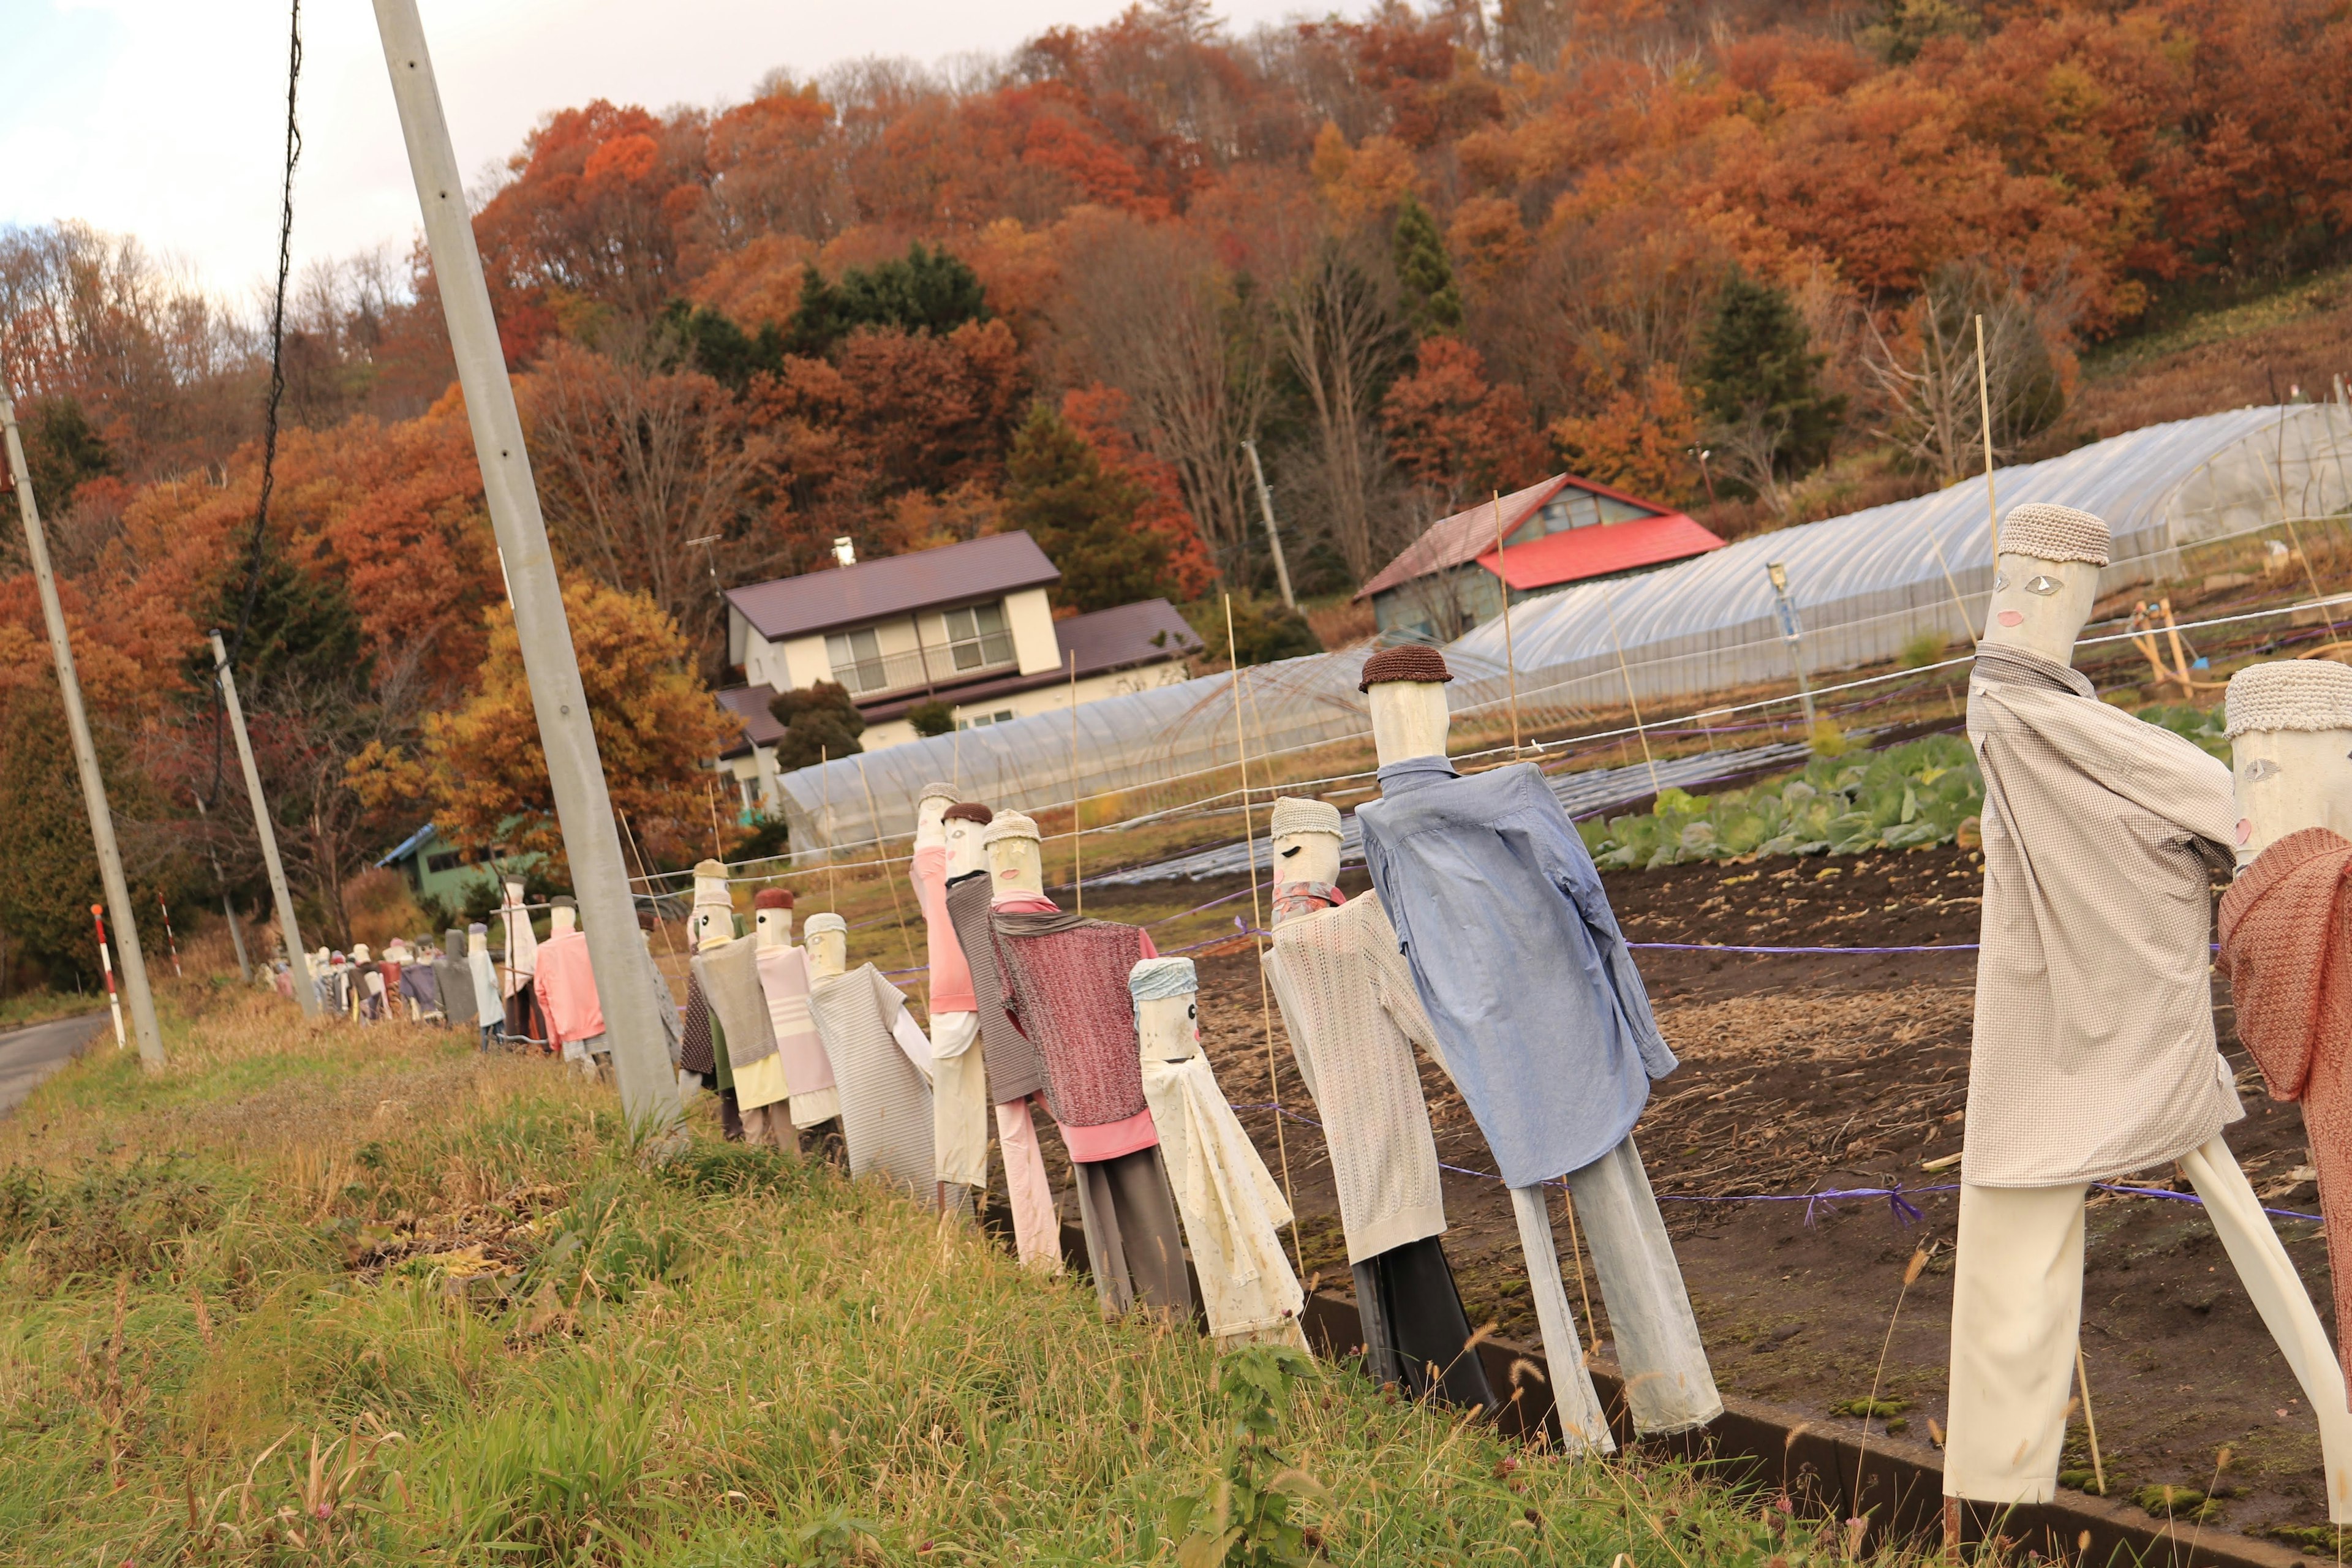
[296, 501, 2352, 1513]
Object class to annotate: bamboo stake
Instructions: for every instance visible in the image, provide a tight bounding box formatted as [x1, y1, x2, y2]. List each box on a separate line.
[1602, 588, 1661, 796]
[820, 746, 837, 911]
[2160, 598, 2198, 688]
[2076, 1343, 2107, 1494]
[616, 807, 679, 963]
[1975, 313, 1999, 563]
[1491, 489, 1521, 756]
[1068, 652, 1082, 911]
[1225, 593, 1303, 1276]
[2127, 606, 2177, 694]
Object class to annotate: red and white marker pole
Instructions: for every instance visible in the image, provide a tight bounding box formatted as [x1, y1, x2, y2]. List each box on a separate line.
[91, 903, 126, 1050]
[157, 893, 182, 979]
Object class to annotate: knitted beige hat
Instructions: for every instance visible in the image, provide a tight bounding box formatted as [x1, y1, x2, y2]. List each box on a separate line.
[802, 912, 847, 938]
[692, 859, 732, 910]
[1999, 503, 2111, 567]
[2225, 659, 2352, 737]
[1269, 796, 1343, 839]
[918, 780, 959, 807]
[981, 810, 1040, 846]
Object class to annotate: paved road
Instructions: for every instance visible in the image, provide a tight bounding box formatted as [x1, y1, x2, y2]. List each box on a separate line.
[0, 1011, 108, 1119]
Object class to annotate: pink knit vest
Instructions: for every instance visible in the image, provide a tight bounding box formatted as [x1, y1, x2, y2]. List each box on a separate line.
[993, 921, 1150, 1129]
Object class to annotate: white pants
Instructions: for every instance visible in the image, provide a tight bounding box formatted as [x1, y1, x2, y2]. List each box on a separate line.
[929, 1013, 990, 1189]
[1947, 1136, 2352, 1520]
[1512, 1134, 1723, 1454]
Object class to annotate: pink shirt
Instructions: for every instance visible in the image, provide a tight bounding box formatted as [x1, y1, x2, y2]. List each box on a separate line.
[533, 930, 605, 1046]
[755, 944, 837, 1097]
[993, 891, 1160, 1161]
[911, 846, 978, 1013]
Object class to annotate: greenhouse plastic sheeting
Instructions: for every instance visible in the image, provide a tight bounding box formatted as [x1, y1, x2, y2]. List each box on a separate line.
[776, 404, 2351, 851]
[1090, 737, 1817, 886]
[1446, 402, 2352, 725]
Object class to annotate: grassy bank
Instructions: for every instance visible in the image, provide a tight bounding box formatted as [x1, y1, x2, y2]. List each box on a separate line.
[0, 989, 1895, 1566]
[0, 989, 108, 1033]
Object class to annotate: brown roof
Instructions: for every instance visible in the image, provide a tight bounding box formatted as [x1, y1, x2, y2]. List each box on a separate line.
[725, 532, 1060, 644]
[851, 599, 1201, 724]
[716, 684, 788, 745]
[1355, 473, 1668, 600]
[1054, 598, 1203, 674]
[715, 599, 1202, 748]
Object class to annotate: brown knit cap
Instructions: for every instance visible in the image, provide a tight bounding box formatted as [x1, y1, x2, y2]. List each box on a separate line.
[1359, 644, 1453, 692]
[943, 802, 993, 826]
[752, 888, 794, 910]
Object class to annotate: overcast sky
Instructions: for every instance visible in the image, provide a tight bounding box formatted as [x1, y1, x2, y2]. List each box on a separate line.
[1, 0, 1336, 304]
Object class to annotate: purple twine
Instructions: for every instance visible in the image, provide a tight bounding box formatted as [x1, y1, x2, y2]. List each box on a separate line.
[1234, 1104, 2325, 1228]
[1630, 941, 1977, 955]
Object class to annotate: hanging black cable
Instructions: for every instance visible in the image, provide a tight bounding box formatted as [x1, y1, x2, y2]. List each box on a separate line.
[210, 0, 303, 802]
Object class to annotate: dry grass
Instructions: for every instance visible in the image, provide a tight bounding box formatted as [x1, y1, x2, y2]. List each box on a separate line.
[0, 985, 1959, 1566]
[2072, 267, 2352, 439]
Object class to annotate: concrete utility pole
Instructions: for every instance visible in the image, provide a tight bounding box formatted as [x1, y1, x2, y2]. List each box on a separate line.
[1241, 439, 1297, 610]
[372, 0, 680, 1128]
[210, 630, 317, 1017]
[2, 391, 166, 1069]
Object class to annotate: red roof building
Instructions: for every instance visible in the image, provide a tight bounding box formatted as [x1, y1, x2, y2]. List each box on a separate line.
[1357, 473, 1724, 641]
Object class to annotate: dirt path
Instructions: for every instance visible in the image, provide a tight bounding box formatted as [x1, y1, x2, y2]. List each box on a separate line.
[1159, 848, 2336, 1548]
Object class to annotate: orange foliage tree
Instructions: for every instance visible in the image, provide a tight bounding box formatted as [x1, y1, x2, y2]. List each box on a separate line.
[1380, 337, 1551, 507]
[353, 578, 734, 875]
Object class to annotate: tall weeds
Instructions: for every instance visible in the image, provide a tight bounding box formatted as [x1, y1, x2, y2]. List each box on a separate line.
[0, 987, 1925, 1565]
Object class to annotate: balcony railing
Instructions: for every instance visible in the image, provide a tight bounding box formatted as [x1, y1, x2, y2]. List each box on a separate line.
[832, 630, 1018, 699]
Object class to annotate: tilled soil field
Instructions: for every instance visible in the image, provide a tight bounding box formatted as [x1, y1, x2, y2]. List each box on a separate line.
[1041, 846, 2339, 1550]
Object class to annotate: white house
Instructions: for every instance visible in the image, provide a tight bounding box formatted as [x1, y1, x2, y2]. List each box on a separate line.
[714, 532, 1202, 811]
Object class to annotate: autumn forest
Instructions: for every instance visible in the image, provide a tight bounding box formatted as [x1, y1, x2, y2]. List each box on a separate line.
[2, 0, 2349, 980]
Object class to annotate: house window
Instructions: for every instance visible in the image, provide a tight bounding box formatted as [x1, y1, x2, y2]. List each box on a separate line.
[824, 627, 888, 693]
[956, 709, 1019, 729]
[940, 601, 1016, 671]
[1506, 487, 1655, 546]
[426, 851, 463, 874]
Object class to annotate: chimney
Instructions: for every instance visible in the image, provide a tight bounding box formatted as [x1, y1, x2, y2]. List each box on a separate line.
[832, 536, 856, 568]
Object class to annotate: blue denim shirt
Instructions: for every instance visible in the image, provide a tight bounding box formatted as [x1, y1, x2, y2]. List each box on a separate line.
[1357, 756, 1675, 1187]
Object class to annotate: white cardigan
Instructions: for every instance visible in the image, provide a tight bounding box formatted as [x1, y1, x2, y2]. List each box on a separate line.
[1264, 891, 1451, 1264]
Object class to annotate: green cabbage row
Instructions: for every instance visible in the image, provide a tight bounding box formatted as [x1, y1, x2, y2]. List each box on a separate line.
[1577, 701, 2228, 872]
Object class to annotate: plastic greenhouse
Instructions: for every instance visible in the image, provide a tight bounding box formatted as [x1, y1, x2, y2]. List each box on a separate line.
[771, 403, 2352, 853]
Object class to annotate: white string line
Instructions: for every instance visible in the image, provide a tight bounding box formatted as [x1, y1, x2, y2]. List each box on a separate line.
[658, 582, 2352, 884]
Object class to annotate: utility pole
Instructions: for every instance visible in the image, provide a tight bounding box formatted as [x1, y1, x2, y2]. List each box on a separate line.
[1, 391, 166, 1068]
[1765, 561, 1817, 730]
[1241, 439, 1296, 610]
[372, 0, 681, 1129]
[210, 630, 317, 1017]
[189, 793, 254, 985]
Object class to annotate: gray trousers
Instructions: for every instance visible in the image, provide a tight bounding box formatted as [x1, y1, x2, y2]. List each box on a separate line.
[1511, 1133, 1721, 1453]
[1071, 1147, 1194, 1319]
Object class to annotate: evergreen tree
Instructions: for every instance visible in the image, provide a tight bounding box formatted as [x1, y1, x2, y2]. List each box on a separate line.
[767, 682, 866, 772]
[666, 300, 787, 393]
[184, 546, 369, 704]
[1694, 272, 1845, 486]
[0, 682, 181, 981]
[17, 396, 115, 514]
[1001, 403, 1174, 614]
[787, 243, 990, 356]
[1392, 194, 1463, 336]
